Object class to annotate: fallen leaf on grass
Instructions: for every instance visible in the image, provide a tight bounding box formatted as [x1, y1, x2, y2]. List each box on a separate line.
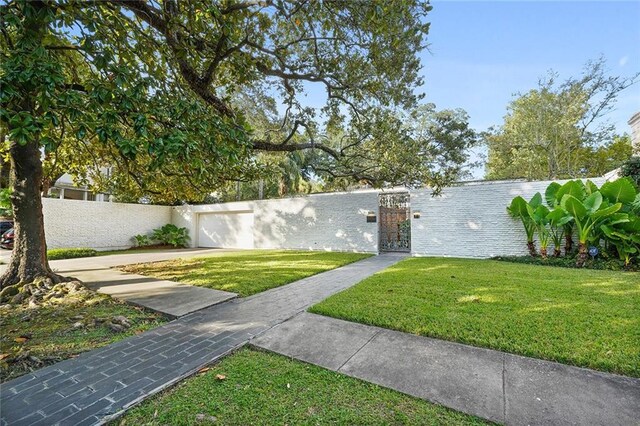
[197, 367, 211, 374]
[215, 374, 226, 380]
[0, 354, 10, 360]
[14, 337, 28, 344]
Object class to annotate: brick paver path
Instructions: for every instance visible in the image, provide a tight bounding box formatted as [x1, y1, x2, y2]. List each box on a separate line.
[0, 253, 405, 426]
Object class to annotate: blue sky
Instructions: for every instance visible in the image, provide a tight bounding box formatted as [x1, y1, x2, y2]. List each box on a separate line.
[421, 0, 640, 134]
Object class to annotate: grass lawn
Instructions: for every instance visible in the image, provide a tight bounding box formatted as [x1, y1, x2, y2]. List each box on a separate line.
[310, 257, 640, 378]
[117, 348, 487, 426]
[121, 250, 372, 297]
[0, 292, 167, 382]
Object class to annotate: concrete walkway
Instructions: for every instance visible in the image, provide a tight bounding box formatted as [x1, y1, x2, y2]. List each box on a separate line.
[2, 248, 241, 317]
[0, 253, 406, 426]
[252, 312, 640, 426]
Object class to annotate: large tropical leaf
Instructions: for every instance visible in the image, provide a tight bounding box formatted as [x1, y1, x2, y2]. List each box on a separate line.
[527, 204, 550, 224]
[555, 180, 585, 204]
[600, 178, 637, 204]
[591, 203, 623, 220]
[547, 207, 572, 226]
[583, 192, 603, 214]
[529, 192, 543, 208]
[561, 194, 587, 220]
[545, 182, 561, 207]
[507, 196, 528, 217]
[584, 180, 599, 195]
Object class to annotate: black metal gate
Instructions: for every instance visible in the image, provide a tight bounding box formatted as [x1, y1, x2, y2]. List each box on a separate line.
[379, 193, 411, 252]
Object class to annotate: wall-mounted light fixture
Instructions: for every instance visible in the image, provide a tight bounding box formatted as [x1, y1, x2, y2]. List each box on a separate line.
[413, 210, 421, 219]
[366, 211, 377, 223]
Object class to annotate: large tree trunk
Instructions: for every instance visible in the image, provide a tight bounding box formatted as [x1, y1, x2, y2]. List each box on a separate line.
[0, 0, 64, 290]
[0, 138, 62, 289]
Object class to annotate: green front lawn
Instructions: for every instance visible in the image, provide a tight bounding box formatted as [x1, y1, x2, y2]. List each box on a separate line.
[121, 250, 372, 297]
[310, 257, 640, 377]
[117, 348, 487, 426]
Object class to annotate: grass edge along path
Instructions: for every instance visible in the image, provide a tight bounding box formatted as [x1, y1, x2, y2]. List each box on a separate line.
[310, 257, 640, 378]
[116, 347, 489, 425]
[121, 250, 373, 297]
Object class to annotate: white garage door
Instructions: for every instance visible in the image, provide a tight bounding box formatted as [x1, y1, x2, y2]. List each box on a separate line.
[198, 211, 255, 249]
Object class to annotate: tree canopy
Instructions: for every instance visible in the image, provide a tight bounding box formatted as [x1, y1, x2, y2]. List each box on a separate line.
[1, 0, 481, 286]
[485, 58, 638, 181]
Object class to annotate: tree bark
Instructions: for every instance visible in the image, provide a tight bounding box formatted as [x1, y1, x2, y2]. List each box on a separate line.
[540, 247, 548, 259]
[575, 243, 588, 268]
[0, 1, 65, 289]
[527, 241, 537, 257]
[0, 139, 62, 289]
[564, 229, 573, 255]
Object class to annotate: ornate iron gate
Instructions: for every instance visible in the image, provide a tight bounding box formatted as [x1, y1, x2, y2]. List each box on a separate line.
[379, 193, 411, 252]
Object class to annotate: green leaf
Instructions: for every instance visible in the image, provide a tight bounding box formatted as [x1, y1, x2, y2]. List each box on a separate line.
[556, 180, 585, 203]
[545, 182, 561, 207]
[561, 195, 587, 220]
[591, 203, 622, 220]
[583, 192, 602, 214]
[529, 192, 543, 208]
[600, 178, 637, 204]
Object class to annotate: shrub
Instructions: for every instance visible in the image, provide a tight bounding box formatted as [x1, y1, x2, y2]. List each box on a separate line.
[507, 177, 640, 267]
[0, 188, 12, 218]
[47, 248, 98, 260]
[621, 156, 640, 188]
[132, 234, 153, 247]
[151, 224, 190, 248]
[492, 255, 638, 272]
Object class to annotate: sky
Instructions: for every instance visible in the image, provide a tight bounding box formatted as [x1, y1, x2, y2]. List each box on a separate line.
[420, 1, 640, 177]
[422, 0, 639, 131]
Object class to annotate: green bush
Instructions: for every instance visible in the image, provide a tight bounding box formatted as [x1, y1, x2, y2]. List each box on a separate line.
[493, 255, 638, 272]
[47, 248, 98, 260]
[507, 177, 640, 267]
[621, 156, 640, 188]
[0, 188, 12, 218]
[151, 224, 190, 248]
[132, 234, 153, 247]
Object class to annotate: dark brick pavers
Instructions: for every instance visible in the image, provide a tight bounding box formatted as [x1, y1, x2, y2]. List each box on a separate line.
[0, 253, 405, 426]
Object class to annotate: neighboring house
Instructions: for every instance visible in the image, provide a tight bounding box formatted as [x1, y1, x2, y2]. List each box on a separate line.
[629, 111, 640, 154]
[47, 173, 112, 202]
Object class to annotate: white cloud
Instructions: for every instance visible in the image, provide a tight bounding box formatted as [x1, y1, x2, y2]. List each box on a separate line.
[619, 56, 629, 67]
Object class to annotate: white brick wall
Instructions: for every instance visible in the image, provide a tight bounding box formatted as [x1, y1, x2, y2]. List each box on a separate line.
[42, 177, 607, 256]
[43, 198, 172, 250]
[173, 191, 380, 253]
[410, 178, 605, 258]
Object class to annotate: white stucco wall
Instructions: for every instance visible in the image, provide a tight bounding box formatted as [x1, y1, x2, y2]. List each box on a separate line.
[173, 190, 380, 252]
[43, 198, 172, 250]
[410, 178, 606, 258]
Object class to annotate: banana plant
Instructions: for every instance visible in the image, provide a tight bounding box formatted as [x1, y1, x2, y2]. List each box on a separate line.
[507, 193, 542, 257]
[546, 207, 572, 257]
[545, 180, 586, 255]
[561, 191, 624, 267]
[601, 215, 640, 267]
[526, 201, 552, 258]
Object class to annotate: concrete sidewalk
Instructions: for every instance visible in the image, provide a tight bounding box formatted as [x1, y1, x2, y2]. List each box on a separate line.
[1, 253, 406, 426]
[1, 248, 240, 317]
[252, 312, 640, 426]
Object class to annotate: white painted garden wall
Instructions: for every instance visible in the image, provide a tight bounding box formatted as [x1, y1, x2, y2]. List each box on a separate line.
[42, 198, 172, 250]
[172, 190, 380, 252]
[40, 177, 607, 257]
[410, 178, 606, 258]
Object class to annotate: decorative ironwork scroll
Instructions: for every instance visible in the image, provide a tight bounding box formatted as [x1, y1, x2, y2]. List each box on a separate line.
[378, 193, 411, 252]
